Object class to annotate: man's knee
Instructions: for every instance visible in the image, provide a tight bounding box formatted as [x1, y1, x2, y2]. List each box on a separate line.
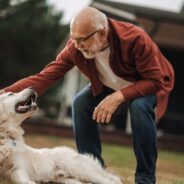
[129, 96, 157, 130]
[72, 94, 86, 113]
[129, 96, 155, 114]
[72, 90, 95, 114]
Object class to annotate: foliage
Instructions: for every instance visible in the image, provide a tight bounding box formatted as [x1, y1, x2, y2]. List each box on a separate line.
[0, 0, 68, 88]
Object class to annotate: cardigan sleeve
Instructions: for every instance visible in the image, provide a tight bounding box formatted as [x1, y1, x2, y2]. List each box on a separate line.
[4, 42, 75, 95]
[121, 29, 165, 100]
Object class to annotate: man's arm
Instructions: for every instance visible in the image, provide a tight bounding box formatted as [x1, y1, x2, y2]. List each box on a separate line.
[93, 28, 174, 123]
[121, 28, 174, 101]
[4, 41, 75, 95]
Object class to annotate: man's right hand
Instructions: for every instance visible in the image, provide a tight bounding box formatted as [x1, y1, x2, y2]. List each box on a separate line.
[0, 89, 5, 95]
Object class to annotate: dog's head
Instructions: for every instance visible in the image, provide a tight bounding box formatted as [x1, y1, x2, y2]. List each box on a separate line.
[0, 87, 38, 124]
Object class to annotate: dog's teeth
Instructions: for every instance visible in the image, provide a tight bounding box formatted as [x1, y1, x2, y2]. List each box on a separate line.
[18, 106, 25, 110]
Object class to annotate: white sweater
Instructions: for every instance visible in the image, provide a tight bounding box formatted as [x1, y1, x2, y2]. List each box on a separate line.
[95, 47, 132, 91]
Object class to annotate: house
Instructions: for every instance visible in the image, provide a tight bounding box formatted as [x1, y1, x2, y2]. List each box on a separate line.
[56, 0, 184, 135]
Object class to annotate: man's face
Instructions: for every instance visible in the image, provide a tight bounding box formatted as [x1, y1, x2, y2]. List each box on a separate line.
[70, 29, 106, 59]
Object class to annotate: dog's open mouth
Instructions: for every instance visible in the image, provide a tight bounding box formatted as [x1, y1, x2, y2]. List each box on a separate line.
[15, 91, 37, 113]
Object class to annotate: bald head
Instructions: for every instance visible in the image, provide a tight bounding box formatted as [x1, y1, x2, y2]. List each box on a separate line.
[70, 7, 108, 37]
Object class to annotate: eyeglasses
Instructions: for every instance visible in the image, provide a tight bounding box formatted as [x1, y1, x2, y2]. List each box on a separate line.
[70, 29, 100, 44]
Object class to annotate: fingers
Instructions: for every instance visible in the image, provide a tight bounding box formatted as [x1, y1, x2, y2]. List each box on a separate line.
[93, 94, 120, 123]
[93, 106, 112, 123]
[92, 107, 98, 121]
[101, 110, 108, 123]
[106, 113, 112, 123]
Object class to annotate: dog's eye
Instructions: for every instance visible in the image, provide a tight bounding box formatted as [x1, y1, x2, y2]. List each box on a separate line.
[8, 93, 14, 96]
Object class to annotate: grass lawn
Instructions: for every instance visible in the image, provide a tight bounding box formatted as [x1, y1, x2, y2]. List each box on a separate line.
[0, 134, 184, 184]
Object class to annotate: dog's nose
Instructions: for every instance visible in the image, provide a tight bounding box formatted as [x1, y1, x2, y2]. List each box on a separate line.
[27, 87, 37, 96]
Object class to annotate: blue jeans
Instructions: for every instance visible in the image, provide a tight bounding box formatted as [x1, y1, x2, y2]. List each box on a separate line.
[72, 85, 157, 184]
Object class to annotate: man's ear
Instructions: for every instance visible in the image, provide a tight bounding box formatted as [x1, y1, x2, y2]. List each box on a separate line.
[99, 28, 108, 43]
[99, 29, 106, 40]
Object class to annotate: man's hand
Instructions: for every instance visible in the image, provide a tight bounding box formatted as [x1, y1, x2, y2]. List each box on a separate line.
[0, 89, 5, 95]
[93, 90, 125, 123]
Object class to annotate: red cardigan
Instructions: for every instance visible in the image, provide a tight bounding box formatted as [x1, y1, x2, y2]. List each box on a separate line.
[5, 19, 174, 120]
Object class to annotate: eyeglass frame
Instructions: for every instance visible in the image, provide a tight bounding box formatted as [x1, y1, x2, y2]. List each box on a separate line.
[70, 29, 101, 44]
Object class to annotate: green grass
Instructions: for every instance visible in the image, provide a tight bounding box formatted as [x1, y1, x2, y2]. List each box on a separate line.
[102, 143, 184, 184]
[1, 134, 184, 184]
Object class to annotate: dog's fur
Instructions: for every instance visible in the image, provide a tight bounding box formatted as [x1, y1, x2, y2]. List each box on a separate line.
[0, 88, 122, 184]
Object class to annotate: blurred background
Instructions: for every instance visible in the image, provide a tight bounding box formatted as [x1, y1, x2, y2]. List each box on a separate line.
[0, 0, 184, 183]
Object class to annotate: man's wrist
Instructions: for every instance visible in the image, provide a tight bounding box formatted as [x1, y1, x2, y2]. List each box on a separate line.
[115, 90, 125, 103]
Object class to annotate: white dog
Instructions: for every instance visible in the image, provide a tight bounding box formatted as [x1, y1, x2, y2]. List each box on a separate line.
[0, 88, 122, 184]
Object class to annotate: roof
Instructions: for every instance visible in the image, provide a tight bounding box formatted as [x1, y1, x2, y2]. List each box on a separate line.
[92, 0, 184, 50]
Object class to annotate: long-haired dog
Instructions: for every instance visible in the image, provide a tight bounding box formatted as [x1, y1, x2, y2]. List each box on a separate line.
[0, 88, 122, 184]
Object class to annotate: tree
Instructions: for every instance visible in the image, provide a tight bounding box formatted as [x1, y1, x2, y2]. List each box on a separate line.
[0, 0, 68, 87]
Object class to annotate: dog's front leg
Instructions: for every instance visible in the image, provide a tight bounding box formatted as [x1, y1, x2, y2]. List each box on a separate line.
[11, 169, 36, 184]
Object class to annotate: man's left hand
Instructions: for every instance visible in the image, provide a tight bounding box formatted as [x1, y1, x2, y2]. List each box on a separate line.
[93, 90, 125, 123]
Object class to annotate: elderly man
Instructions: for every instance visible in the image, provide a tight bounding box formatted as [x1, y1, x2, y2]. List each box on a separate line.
[0, 7, 174, 184]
